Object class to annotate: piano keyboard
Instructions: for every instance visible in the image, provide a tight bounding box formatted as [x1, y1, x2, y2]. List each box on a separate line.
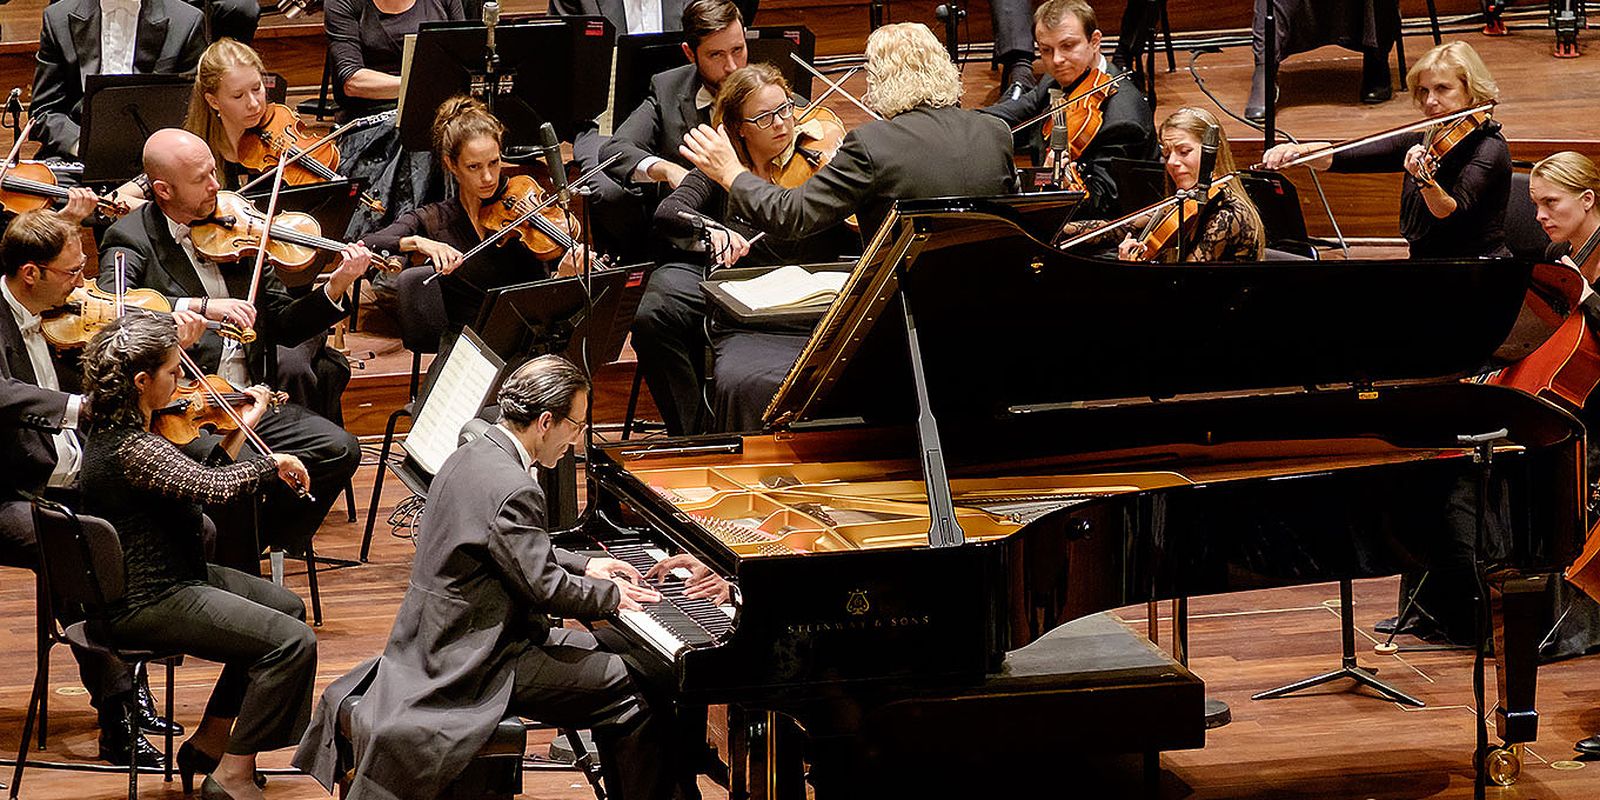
[608, 543, 737, 658]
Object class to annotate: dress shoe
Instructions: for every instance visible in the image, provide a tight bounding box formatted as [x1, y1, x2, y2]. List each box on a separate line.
[200, 776, 238, 800]
[98, 730, 163, 769]
[1576, 733, 1600, 755]
[178, 741, 268, 795]
[134, 663, 184, 737]
[1000, 59, 1037, 104]
[1245, 63, 1278, 123]
[1360, 49, 1393, 105]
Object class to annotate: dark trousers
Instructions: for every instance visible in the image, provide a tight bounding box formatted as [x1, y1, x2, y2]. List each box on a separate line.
[510, 627, 698, 800]
[182, 0, 261, 43]
[710, 330, 808, 434]
[989, 0, 1036, 65]
[245, 402, 360, 557]
[574, 127, 653, 265]
[632, 262, 712, 437]
[107, 565, 315, 755]
[0, 497, 137, 733]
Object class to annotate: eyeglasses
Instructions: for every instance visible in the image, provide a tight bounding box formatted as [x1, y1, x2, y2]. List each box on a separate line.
[742, 100, 795, 130]
[561, 413, 589, 430]
[41, 263, 85, 278]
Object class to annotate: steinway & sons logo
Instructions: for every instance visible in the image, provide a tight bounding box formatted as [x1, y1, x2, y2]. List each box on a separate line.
[784, 588, 932, 635]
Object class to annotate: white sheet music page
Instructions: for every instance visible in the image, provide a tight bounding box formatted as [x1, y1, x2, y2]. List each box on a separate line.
[403, 334, 500, 476]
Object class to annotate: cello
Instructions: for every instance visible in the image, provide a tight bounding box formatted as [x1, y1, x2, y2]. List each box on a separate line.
[1486, 227, 1600, 410]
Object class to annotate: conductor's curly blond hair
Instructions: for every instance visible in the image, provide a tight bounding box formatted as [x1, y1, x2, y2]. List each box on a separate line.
[862, 23, 961, 119]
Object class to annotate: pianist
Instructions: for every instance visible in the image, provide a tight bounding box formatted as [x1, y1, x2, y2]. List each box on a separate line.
[295, 355, 694, 800]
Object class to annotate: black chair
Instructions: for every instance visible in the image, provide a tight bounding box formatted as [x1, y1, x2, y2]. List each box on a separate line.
[12, 500, 182, 800]
[1505, 171, 1554, 262]
[1239, 170, 1323, 259]
[360, 265, 447, 561]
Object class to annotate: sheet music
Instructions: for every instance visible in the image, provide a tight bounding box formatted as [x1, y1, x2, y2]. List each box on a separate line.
[599, 48, 618, 136]
[403, 333, 500, 477]
[398, 34, 417, 124]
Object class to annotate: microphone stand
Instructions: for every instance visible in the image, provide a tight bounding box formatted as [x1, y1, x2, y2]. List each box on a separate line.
[481, 1, 501, 115]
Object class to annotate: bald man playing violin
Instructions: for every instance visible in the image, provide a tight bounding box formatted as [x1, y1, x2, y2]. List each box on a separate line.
[99, 128, 368, 567]
[1, 208, 211, 768]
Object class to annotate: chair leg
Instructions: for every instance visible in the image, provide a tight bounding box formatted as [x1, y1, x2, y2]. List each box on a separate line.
[9, 663, 45, 799]
[344, 478, 357, 523]
[125, 708, 138, 800]
[1160, 0, 1176, 72]
[305, 548, 324, 627]
[362, 407, 409, 562]
[623, 369, 644, 441]
[34, 579, 48, 750]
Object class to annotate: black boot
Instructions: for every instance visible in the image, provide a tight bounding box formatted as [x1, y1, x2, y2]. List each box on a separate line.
[98, 721, 163, 769]
[133, 662, 184, 737]
[1361, 48, 1393, 104]
[1576, 733, 1600, 756]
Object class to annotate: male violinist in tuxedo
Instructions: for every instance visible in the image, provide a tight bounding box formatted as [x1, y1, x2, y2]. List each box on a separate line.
[0, 209, 210, 767]
[979, 0, 1157, 218]
[98, 128, 369, 567]
[29, 0, 262, 161]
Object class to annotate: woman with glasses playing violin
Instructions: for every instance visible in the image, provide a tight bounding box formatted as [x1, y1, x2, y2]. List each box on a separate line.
[360, 96, 589, 333]
[1260, 41, 1510, 259]
[80, 312, 317, 800]
[639, 63, 861, 436]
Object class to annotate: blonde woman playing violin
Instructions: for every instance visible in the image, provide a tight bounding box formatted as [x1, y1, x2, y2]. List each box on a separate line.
[1260, 41, 1510, 259]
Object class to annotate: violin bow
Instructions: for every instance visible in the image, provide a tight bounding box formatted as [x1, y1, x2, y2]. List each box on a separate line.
[0, 115, 38, 198]
[1053, 173, 1238, 251]
[1251, 101, 1496, 171]
[789, 53, 882, 122]
[797, 66, 860, 116]
[171, 346, 313, 500]
[245, 132, 294, 308]
[422, 152, 624, 286]
[235, 110, 398, 197]
[1008, 71, 1131, 135]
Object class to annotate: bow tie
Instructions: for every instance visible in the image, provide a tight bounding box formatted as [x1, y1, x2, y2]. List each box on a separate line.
[18, 317, 40, 337]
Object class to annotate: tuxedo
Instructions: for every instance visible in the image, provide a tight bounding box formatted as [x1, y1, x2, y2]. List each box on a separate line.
[548, 0, 688, 32]
[601, 63, 708, 190]
[30, 0, 205, 159]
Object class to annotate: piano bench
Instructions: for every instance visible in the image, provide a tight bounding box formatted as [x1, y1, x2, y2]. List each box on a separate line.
[335, 694, 527, 800]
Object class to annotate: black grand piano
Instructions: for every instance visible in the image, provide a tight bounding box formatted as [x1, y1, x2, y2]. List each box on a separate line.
[581, 195, 1587, 797]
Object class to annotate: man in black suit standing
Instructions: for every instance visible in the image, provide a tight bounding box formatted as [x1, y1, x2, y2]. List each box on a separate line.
[979, 0, 1157, 219]
[0, 209, 206, 766]
[98, 128, 369, 565]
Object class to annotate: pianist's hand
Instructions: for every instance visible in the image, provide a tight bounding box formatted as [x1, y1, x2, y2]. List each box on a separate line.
[647, 554, 732, 606]
[585, 556, 645, 584]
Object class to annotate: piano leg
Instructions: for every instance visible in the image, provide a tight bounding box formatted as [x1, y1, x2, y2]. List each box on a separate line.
[728, 706, 748, 800]
[747, 711, 805, 800]
[1490, 574, 1547, 770]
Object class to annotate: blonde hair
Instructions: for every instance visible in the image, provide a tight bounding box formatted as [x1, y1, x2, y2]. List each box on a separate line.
[1159, 107, 1264, 253]
[862, 23, 961, 118]
[1034, 0, 1097, 34]
[1531, 151, 1600, 200]
[184, 38, 264, 184]
[1407, 41, 1498, 108]
[713, 64, 792, 170]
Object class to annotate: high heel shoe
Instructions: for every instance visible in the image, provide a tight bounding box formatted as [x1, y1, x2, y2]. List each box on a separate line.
[178, 742, 267, 795]
[199, 775, 239, 800]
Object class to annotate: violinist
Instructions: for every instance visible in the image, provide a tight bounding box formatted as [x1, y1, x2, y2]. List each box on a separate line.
[79, 312, 317, 800]
[1058, 107, 1265, 263]
[1260, 41, 1510, 259]
[361, 96, 588, 332]
[639, 63, 861, 436]
[979, 0, 1157, 217]
[100, 128, 365, 563]
[0, 209, 208, 769]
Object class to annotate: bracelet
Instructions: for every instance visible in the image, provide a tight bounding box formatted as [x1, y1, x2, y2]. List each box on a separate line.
[199, 297, 208, 315]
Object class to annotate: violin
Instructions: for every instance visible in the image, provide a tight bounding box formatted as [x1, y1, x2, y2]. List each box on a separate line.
[1039, 69, 1121, 194]
[0, 160, 128, 218]
[235, 103, 385, 215]
[476, 174, 588, 262]
[190, 191, 404, 273]
[1129, 175, 1236, 262]
[40, 280, 255, 349]
[773, 103, 848, 189]
[150, 373, 287, 446]
[1416, 106, 1494, 185]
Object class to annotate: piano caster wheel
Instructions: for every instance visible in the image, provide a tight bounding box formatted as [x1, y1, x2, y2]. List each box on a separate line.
[1373, 642, 1399, 655]
[1485, 744, 1522, 786]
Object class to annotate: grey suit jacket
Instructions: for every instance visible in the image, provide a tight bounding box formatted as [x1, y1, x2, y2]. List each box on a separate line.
[99, 201, 345, 385]
[29, 0, 205, 159]
[0, 305, 76, 500]
[600, 62, 705, 189]
[729, 104, 1018, 241]
[548, 0, 687, 31]
[294, 426, 619, 800]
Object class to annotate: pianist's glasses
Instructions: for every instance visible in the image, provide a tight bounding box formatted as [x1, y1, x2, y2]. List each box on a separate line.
[743, 100, 795, 130]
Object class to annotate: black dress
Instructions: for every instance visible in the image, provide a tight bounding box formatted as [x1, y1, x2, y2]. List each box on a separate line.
[1331, 122, 1512, 258]
[83, 426, 317, 754]
[324, 0, 463, 238]
[363, 190, 552, 332]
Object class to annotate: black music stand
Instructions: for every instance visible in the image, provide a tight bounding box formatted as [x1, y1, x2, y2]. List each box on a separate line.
[243, 178, 363, 289]
[610, 26, 816, 124]
[473, 262, 653, 367]
[80, 74, 192, 184]
[398, 17, 615, 150]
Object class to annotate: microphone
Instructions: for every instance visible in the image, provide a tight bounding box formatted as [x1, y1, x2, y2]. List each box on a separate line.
[1048, 104, 1069, 184]
[676, 210, 728, 231]
[538, 122, 570, 208]
[1195, 122, 1219, 193]
[5, 88, 21, 114]
[482, 1, 499, 53]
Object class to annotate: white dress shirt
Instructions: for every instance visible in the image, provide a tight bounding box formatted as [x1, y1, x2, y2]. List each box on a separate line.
[1, 277, 84, 487]
[633, 83, 716, 183]
[99, 0, 143, 76]
[165, 214, 252, 387]
[623, 0, 665, 34]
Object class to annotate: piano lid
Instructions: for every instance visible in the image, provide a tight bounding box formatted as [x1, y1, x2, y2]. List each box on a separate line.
[763, 195, 1536, 429]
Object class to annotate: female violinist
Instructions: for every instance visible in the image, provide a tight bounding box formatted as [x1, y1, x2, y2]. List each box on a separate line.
[79, 312, 316, 800]
[1058, 106, 1264, 263]
[1260, 41, 1510, 259]
[637, 63, 862, 437]
[360, 96, 586, 332]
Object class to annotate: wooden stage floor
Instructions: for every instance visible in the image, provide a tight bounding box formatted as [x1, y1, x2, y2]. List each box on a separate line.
[2, 460, 1600, 799]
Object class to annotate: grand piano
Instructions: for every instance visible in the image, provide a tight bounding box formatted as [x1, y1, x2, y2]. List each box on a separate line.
[581, 195, 1587, 797]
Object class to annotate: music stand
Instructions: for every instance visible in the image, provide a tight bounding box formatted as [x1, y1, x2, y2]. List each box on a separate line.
[473, 262, 654, 368]
[242, 178, 363, 288]
[1106, 157, 1167, 216]
[610, 26, 816, 125]
[399, 17, 615, 150]
[80, 73, 192, 183]
[396, 326, 509, 494]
